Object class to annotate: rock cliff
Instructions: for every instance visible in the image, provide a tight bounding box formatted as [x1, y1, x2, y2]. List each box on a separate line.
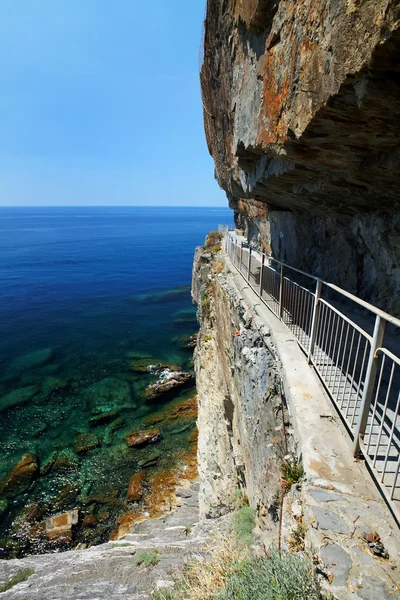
[201, 0, 400, 314]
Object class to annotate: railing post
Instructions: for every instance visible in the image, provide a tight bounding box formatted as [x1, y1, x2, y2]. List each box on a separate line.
[240, 242, 243, 272]
[308, 279, 322, 364]
[353, 315, 386, 456]
[259, 254, 265, 297]
[248, 247, 252, 282]
[279, 264, 285, 319]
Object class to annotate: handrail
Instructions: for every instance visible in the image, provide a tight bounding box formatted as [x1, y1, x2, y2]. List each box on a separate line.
[228, 231, 400, 327]
[225, 231, 400, 522]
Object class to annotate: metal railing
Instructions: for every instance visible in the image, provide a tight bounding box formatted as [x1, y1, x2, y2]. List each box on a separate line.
[225, 232, 400, 521]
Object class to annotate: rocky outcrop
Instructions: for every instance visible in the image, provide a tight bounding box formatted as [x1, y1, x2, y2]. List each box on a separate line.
[192, 246, 290, 520]
[0, 454, 39, 498]
[124, 429, 162, 448]
[201, 0, 400, 314]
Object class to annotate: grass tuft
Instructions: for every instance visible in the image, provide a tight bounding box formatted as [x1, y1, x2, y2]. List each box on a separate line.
[217, 548, 320, 600]
[135, 549, 159, 567]
[231, 505, 256, 548]
[0, 568, 35, 593]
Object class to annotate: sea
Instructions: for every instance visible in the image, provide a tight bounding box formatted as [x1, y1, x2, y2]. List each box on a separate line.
[0, 205, 231, 557]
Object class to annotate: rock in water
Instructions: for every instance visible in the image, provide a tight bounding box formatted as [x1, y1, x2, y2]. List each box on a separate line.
[73, 433, 99, 455]
[42, 376, 70, 397]
[85, 377, 132, 410]
[0, 453, 39, 498]
[44, 509, 79, 543]
[0, 385, 39, 413]
[124, 428, 162, 447]
[144, 371, 195, 402]
[127, 471, 146, 502]
[9, 348, 54, 371]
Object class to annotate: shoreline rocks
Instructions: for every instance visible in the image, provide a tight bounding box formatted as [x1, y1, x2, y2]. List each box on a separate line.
[0, 385, 39, 413]
[127, 472, 146, 502]
[144, 370, 195, 402]
[0, 453, 39, 498]
[124, 428, 162, 448]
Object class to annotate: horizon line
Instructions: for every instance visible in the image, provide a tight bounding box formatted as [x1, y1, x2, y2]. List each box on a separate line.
[0, 204, 229, 208]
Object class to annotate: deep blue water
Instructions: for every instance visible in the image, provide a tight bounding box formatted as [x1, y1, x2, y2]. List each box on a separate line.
[0, 206, 231, 556]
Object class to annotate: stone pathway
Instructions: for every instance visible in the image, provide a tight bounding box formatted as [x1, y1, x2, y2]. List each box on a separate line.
[0, 481, 220, 600]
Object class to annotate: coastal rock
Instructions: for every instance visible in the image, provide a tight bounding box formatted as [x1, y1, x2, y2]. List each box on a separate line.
[44, 509, 79, 542]
[130, 358, 180, 374]
[144, 371, 195, 402]
[89, 409, 120, 427]
[85, 377, 132, 410]
[127, 471, 146, 502]
[73, 433, 100, 455]
[42, 376, 70, 397]
[138, 451, 162, 469]
[41, 449, 79, 475]
[0, 385, 39, 413]
[124, 428, 162, 448]
[9, 347, 54, 371]
[0, 453, 39, 498]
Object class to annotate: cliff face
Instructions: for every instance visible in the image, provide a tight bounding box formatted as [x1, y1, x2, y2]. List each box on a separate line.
[192, 246, 290, 522]
[201, 0, 400, 314]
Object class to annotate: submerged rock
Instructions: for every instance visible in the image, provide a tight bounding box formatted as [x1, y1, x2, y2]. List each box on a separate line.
[124, 428, 162, 448]
[138, 451, 162, 469]
[89, 409, 120, 427]
[0, 385, 39, 413]
[85, 377, 132, 410]
[74, 433, 100, 455]
[127, 471, 146, 502]
[0, 453, 39, 498]
[175, 333, 198, 350]
[44, 509, 79, 543]
[144, 371, 195, 402]
[42, 376, 70, 397]
[9, 348, 54, 371]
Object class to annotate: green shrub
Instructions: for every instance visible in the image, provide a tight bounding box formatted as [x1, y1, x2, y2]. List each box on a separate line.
[280, 460, 303, 491]
[231, 505, 256, 548]
[135, 549, 159, 567]
[0, 568, 35, 593]
[217, 549, 320, 600]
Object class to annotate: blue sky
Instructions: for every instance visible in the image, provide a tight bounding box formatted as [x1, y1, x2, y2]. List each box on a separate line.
[0, 0, 226, 206]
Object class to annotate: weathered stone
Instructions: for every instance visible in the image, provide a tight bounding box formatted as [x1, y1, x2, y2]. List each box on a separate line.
[130, 358, 180, 374]
[124, 428, 162, 448]
[308, 488, 343, 503]
[200, 1, 400, 315]
[41, 449, 79, 475]
[320, 543, 352, 587]
[0, 385, 39, 413]
[144, 371, 195, 403]
[73, 432, 99, 455]
[127, 472, 146, 502]
[85, 377, 132, 410]
[0, 453, 38, 498]
[355, 576, 392, 600]
[175, 488, 192, 499]
[312, 507, 349, 535]
[44, 509, 79, 542]
[89, 409, 120, 427]
[138, 452, 162, 469]
[10, 348, 54, 371]
[42, 376, 70, 397]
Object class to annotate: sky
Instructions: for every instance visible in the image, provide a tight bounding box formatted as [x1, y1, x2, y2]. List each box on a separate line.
[0, 0, 227, 206]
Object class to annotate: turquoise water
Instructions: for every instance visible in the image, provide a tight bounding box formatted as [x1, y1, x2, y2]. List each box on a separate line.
[0, 206, 231, 556]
